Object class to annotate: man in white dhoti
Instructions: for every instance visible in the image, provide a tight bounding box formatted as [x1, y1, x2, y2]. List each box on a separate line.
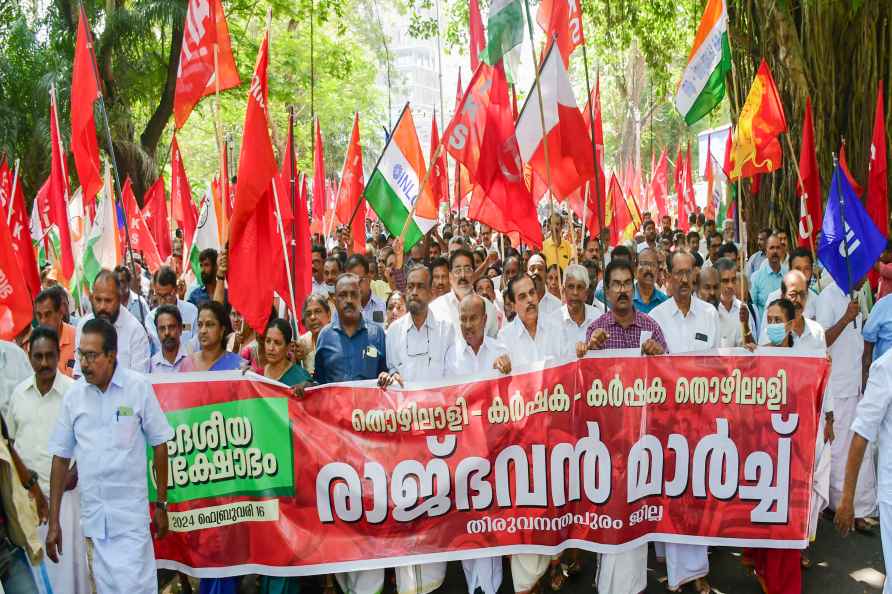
[446, 294, 512, 594]
[835, 348, 892, 594]
[46, 318, 173, 594]
[8, 327, 89, 594]
[380, 265, 455, 594]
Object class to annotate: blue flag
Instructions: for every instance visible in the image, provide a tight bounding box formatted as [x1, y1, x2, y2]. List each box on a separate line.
[817, 164, 886, 294]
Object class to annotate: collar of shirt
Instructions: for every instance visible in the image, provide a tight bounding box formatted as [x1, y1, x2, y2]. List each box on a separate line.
[332, 312, 369, 336]
[151, 343, 190, 367]
[718, 297, 742, 314]
[21, 371, 71, 399]
[560, 303, 598, 328]
[633, 284, 667, 304]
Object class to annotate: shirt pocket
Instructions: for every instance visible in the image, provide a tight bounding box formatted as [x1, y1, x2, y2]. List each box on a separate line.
[113, 416, 140, 449]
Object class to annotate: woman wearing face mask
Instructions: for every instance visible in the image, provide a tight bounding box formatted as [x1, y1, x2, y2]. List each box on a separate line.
[763, 299, 795, 347]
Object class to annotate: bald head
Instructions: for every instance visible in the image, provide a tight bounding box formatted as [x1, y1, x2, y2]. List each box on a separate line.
[782, 269, 808, 316]
[459, 293, 487, 349]
[698, 266, 719, 306]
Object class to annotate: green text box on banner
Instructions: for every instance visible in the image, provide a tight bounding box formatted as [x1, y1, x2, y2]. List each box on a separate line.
[148, 397, 294, 503]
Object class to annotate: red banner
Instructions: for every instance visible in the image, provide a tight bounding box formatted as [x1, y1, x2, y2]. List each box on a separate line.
[150, 352, 828, 578]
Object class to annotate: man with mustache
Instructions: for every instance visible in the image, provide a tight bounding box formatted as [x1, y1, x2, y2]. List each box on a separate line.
[149, 305, 190, 373]
[496, 273, 562, 594]
[34, 286, 77, 376]
[649, 251, 718, 594]
[751, 233, 787, 317]
[8, 327, 89, 592]
[552, 264, 603, 351]
[697, 266, 720, 307]
[144, 266, 198, 355]
[186, 248, 223, 307]
[527, 253, 562, 316]
[429, 248, 499, 337]
[714, 258, 751, 347]
[74, 269, 150, 374]
[633, 248, 668, 314]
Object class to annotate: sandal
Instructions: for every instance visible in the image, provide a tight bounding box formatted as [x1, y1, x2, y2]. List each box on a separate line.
[854, 518, 875, 534]
[549, 561, 570, 591]
[693, 577, 711, 594]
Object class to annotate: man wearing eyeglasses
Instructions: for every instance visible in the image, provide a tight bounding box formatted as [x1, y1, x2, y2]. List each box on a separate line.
[633, 248, 668, 314]
[429, 248, 499, 338]
[378, 263, 455, 594]
[47, 318, 173, 594]
[649, 250, 718, 594]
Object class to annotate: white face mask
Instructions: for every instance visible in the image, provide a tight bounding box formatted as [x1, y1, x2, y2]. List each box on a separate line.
[325, 283, 336, 295]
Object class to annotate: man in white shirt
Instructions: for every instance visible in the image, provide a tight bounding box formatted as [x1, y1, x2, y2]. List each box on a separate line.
[552, 263, 603, 354]
[145, 266, 198, 354]
[429, 248, 499, 337]
[714, 258, 751, 347]
[8, 327, 89, 593]
[75, 270, 150, 374]
[817, 277, 877, 527]
[47, 318, 174, 594]
[0, 340, 31, 417]
[445, 293, 511, 594]
[497, 274, 561, 594]
[527, 254, 562, 316]
[835, 349, 892, 594]
[379, 264, 455, 594]
[149, 305, 191, 373]
[649, 251, 717, 593]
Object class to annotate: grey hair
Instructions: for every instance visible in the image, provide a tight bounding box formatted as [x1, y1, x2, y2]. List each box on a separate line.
[714, 257, 737, 274]
[563, 263, 589, 289]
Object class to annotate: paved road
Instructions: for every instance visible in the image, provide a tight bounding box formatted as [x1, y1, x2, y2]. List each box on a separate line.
[162, 516, 885, 593]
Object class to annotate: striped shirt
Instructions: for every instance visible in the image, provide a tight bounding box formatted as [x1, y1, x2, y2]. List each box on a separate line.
[584, 311, 669, 351]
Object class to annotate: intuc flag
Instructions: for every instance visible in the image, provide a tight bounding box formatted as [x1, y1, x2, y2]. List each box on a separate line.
[536, 0, 584, 67]
[170, 135, 197, 256]
[47, 93, 75, 281]
[0, 213, 32, 341]
[796, 98, 822, 248]
[866, 81, 889, 237]
[173, 0, 241, 129]
[675, 0, 730, 126]
[479, 0, 523, 66]
[729, 59, 787, 180]
[71, 5, 103, 210]
[335, 113, 366, 253]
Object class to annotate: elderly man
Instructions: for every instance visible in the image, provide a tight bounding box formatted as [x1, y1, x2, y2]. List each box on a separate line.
[150, 305, 191, 373]
[47, 318, 173, 593]
[75, 269, 150, 374]
[378, 264, 455, 594]
[714, 258, 752, 347]
[817, 275, 877, 529]
[8, 327, 89, 592]
[758, 247, 818, 336]
[650, 251, 719, 593]
[634, 248, 668, 314]
[751, 234, 787, 317]
[697, 266, 720, 307]
[145, 266, 198, 354]
[347, 254, 387, 325]
[429, 248, 499, 337]
[34, 286, 77, 376]
[552, 263, 603, 353]
[578, 259, 667, 594]
[528, 253, 562, 315]
[497, 274, 562, 594]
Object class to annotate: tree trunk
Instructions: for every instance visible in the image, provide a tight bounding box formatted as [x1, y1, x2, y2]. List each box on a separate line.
[140, 12, 185, 162]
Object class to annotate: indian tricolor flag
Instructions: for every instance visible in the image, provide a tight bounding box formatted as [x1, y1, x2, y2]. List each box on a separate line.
[365, 105, 438, 249]
[674, 0, 731, 126]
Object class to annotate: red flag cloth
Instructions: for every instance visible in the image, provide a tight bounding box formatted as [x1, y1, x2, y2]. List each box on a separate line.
[47, 94, 75, 281]
[170, 135, 197, 254]
[0, 213, 32, 341]
[122, 177, 163, 272]
[173, 0, 241, 129]
[71, 6, 102, 210]
[705, 137, 715, 220]
[311, 118, 326, 235]
[277, 138, 311, 332]
[867, 81, 889, 237]
[334, 113, 366, 253]
[581, 76, 607, 207]
[683, 144, 696, 227]
[536, 0, 584, 67]
[142, 176, 172, 261]
[839, 143, 864, 198]
[452, 70, 473, 214]
[429, 114, 449, 214]
[229, 28, 283, 334]
[796, 97, 823, 248]
[0, 162, 40, 297]
[650, 149, 669, 218]
[468, 0, 485, 70]
[444, 62, 542, 247]
[607, 173, 626, 245]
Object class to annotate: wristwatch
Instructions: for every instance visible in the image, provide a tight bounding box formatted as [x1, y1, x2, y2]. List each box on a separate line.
[157, 500, 168, 512]
[24, 470, 39, 491]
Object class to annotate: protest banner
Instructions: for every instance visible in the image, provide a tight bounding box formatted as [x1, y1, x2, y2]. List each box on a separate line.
[149, 351, 828, 578]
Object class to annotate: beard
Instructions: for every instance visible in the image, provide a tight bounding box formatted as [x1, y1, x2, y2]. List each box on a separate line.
[96, 307, 119, 324]
[200, 270, 215, 286]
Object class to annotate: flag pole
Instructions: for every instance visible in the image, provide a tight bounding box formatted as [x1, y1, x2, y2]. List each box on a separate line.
[213, 44, 230, 244]
[521, 4, 557, 217]
[783, 132, 817, 263]
[7, 158, 19, 225]
[580, 42, 605, 272]
[288, 106, 299, 327]
[831, 152, 857, 328]
[272, 181, 301, 328]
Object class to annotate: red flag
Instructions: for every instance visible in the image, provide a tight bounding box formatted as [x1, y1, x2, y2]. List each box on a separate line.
[311, 118, 326, 235]
[867, 81, 889, 237]
[47, 93, 75, 281]
[121, 178, 163, 272]
[452, 70, 473, 214]
[142, 176, 172, 261]
[796, 97, 823, 248]
[429, 114, 449, 213]
[683, 144, 696, 227]
[173, 0, 241, 129]
[0, 213, 32, 341]
[673, 147, 687, 231]
[444, 62, 543, 247]
[469, 0, 485, 70]
[650, 149, 669, 218]
[334, 113, 365, 253]
[229, 27, 283, 334]
[277, 133, 311, 332]
[536, 0, 584, 67]
[582, 76, 607, 209]
[606, 173, 624, 245]
[0, 162, 40, 297]
[705, 137, 716, 220]
[71, 6, 102, 210]
[170, 135, 197, 254]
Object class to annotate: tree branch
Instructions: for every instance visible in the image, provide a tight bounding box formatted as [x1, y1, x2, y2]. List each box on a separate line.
[140, 11, 184, 158]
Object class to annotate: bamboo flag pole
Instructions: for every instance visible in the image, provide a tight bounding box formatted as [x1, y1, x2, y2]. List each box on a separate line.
[213, 44, 230, 242]
[7, 158, 19, 225]
[521, 0, 557, 217]
[783, 132, 818, 263]
[580, 39, 605, 270]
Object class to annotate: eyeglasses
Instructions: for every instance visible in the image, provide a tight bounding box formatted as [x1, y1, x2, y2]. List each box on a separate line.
[407, 326, 432, 366]
[452, 265, 474, 275]
[609, 280, 634, 291]
[76, 349, 104, 363]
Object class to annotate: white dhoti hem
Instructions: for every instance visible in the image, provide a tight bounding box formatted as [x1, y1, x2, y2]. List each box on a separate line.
[89, 527, 157, 594]
[33, 490, 90, 594]
[664, 543, 707, 591]
[810, 440, 832, 539]
[880, 502, 892, 594]
[335, 569, 385, 594]
[830, 395, 878, 518]
[462, 557, 502, 594]
[395, 562, 447, 594]
[510, 554, 550, 593]
[596, 546, 647, 594]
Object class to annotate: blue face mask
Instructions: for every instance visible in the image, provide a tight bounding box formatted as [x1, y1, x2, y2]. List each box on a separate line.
[766, 323, 787, 345]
